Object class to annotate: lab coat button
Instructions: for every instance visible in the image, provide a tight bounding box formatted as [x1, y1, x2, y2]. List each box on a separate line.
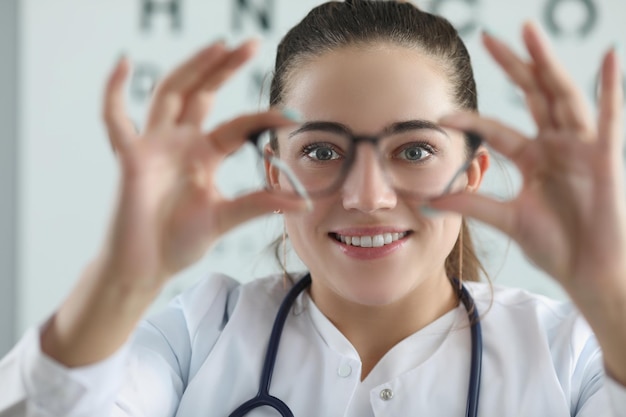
[337, 364, 352, 377]
[380, 388, 394, 401]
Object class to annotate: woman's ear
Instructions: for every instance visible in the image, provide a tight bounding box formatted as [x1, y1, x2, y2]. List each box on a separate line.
[466, 147, 490, 192]
[264, 146, 281, 190]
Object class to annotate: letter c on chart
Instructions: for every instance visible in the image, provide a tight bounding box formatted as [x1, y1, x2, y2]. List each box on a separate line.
[544, 0, 597, 38]
[430, 0, 480, 37]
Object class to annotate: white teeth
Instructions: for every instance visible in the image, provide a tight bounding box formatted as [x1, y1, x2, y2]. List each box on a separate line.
[336, 232, 407, 248]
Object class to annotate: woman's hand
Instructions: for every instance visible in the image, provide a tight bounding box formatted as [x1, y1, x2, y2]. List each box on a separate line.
[100, 40, 307, 293]
[40, 40, 307, 367]
[435, 22, 626, 383]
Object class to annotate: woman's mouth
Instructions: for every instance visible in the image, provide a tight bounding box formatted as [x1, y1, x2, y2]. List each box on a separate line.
[330, 231, 409, 248]
[328, 230, 412, 260]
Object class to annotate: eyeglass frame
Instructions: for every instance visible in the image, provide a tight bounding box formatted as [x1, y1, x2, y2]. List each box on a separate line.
[247, 122, 483, 204]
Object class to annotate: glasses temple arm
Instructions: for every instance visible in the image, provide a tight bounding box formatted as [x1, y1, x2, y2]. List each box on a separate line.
[267, 157, 313, 210]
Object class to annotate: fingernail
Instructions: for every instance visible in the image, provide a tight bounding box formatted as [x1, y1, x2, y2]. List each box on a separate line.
[439, 112, 469, 127]
[481, 29, 491, 38]
[248, 37, 263, 47]
[210, 39, 229, 52]
[481, 27, 495, 38]
[304, 198, 314, 213]
[292, 197, 313, 213]
[438, 113, 458, 123]
[613, 42, 622, 60]
[419, 205, 441, 218]
[281, 108, 303, 122]
[233, 38, 261, 51]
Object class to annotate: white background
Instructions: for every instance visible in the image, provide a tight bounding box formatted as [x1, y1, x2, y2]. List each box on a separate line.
[5, 0, 625, 353]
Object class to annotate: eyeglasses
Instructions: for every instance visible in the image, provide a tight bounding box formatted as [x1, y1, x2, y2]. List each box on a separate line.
[247, 120, 482, 205]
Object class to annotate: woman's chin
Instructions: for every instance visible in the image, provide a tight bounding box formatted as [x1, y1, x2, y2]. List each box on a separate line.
[335, 280, 414, 307]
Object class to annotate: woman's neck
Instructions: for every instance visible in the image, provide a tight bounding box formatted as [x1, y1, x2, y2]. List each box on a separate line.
[309, 273, 458, 381]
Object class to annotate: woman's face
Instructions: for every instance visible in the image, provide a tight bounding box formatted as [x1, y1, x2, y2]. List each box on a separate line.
[276, 44, 485, 307]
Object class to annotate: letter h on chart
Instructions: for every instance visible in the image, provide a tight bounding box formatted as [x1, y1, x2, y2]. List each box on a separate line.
[141, 0, 182, 32]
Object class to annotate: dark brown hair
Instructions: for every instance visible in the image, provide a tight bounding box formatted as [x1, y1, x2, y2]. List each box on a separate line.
[270, 0, 487, 284]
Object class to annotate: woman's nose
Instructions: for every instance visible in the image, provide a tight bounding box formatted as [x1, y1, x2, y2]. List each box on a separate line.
[341, 144, 397, 212]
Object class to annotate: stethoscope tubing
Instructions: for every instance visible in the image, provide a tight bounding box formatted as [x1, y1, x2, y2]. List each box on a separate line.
[228, 276, 310, 417]
[458, 280, 483, 417]
[228, 274, 482, 417]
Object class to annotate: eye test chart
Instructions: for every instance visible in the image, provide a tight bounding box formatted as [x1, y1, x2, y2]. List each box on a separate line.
[0, 0, 624, 355]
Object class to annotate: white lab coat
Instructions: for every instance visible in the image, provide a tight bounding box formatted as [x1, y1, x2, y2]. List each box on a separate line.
[1, 273, 625, 417]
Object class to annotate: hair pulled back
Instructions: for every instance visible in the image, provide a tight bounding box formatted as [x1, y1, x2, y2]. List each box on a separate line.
[270, 0, 486, 283]
[270, 0, 477, 110]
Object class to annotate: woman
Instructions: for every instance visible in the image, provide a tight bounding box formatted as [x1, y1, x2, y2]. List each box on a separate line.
[1, 0, 624, 415]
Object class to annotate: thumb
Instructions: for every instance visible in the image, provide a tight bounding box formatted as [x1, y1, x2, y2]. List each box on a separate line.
[217, 190, 310, 233]
[428, 192, 517, 238]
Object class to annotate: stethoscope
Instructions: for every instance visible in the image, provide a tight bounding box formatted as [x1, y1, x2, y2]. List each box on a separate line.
[228, 273, 483, 417]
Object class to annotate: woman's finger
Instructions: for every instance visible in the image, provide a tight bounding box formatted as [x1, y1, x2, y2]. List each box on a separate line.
[428, 191, 518, 239]
[597, 47, 624, 154]
[102, 55, 136, 153]
[205, 110, 301, 157]
[216, 190, 309, 236]
[439, 112, 530, 165]
[522, 21, 595, 133]
[179, 40, 260, 126]
[481, 31, 553, 129]
[145, 41, 228, 130]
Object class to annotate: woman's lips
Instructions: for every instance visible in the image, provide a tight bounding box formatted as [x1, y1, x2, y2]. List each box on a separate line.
[328, 230, 411, 260]
[332, 231, 408, 247]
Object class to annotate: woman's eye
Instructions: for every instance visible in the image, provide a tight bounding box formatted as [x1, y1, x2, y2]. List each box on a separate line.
[398, 144, 433, 161]
[304, 145, 341, 161]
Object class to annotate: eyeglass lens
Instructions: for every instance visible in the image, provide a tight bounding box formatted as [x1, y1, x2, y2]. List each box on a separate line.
[250, 124, 482, 203]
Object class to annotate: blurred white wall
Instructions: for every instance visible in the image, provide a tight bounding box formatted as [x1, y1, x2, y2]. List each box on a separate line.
[1, 0, 624, 356]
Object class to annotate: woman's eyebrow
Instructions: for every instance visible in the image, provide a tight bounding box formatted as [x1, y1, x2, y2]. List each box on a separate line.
[288, 119, 448, 138]
[384, 120, 449, 137]
[289, 121, 351, 137]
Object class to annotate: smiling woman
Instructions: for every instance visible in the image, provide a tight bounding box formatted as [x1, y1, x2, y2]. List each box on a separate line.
[264, 13, 489, 391]
[1, 0, 626, 416]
